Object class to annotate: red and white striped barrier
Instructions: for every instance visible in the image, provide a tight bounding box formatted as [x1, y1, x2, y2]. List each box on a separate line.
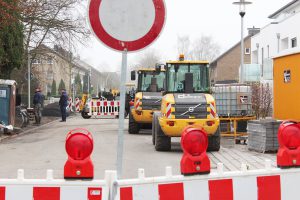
[75, 97, 81, 112]
[0, 169, 109, 200]
[113, 160, 300, 200]
[3, 161, 300, 200]
[88, 100, 120, 117]
[67, 97, 73, 112]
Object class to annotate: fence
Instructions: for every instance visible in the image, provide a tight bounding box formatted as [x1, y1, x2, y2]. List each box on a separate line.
[1, 160, 300, 200]
[89, 100, 120, 117]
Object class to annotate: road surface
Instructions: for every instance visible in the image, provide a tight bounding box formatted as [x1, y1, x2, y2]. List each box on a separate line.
[0, 115, 276, 180]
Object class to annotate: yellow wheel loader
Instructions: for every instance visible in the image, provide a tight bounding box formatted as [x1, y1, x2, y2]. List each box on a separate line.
[152, 55, 220, 151]
[129, 68, 166, 134]
[79, 93, 91, 119]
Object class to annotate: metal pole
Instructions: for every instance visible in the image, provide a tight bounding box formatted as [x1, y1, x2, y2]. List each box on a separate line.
[27, 53, 31, 108]
[88, 71, 90, 94]
[116, 50, 127, 178]
[277, 33, 280, 53]
[240, 13, 245, 83]
[72, 75, 75, 102]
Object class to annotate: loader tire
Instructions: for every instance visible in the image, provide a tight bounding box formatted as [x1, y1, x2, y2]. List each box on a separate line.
[207, 127, 221, 152]
[154, 113, 171, 151]
[152, 112, 158, 145]
[128, 111, 140, 134]
[81, 112, 91, 119]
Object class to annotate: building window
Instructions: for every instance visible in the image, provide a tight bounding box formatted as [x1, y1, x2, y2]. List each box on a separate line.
[47, 57, 53, 64]
[284, 70, 291, 83]
[245, 48, 251, 55]
[32, 58, 41, 64]
[267, 45, 270, 58]
[47, 70, 54, 80]
[281, 37, 289, 50]
[291, 37, 297, 48]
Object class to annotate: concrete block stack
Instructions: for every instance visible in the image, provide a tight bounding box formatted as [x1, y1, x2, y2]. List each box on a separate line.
[247, 119, 281, 153]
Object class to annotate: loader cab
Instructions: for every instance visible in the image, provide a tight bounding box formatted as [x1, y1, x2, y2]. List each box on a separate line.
[135, 70, 165, 92]
[165, 61, 210, 94]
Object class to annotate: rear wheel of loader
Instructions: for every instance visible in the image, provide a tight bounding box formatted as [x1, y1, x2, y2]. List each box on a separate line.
[207, 127, 221, 151]
[154, 113, 171, 151]
[152, 112, 158, 145]
[81, 111, 91, 119]
[128, 111, 140, 134]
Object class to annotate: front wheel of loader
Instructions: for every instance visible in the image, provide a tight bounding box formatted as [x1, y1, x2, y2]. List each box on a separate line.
[154, 113, 171, 151]
[207, 127, 221, 152]
[128, 111, 140, 134]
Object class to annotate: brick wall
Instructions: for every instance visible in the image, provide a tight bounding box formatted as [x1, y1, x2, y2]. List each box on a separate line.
[211, 37, 252, 83]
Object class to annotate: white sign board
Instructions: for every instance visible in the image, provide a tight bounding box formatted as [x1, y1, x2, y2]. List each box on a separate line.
[0, 90, 7, 98]
[88, 0, 166, 52]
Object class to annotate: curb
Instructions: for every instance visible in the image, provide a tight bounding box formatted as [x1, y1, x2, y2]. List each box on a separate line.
[0, 115, 78, 143]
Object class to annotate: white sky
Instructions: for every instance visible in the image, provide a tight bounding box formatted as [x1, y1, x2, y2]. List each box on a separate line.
[77, 0, 292, 72]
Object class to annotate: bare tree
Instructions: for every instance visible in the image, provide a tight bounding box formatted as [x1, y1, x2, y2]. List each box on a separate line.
[251, 82, 272, 119]
[135, 48, 161, 68]
[11, 0, 90, 96]
[20, 0, 90, 56]
[191, 35, 220, 61]
[177, 35, 220, 62]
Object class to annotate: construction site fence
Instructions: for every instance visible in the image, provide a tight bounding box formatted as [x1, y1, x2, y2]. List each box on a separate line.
[0, 160, 299, 200]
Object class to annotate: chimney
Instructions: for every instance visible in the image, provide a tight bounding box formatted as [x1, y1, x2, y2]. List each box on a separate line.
[248, 26, 260, 36]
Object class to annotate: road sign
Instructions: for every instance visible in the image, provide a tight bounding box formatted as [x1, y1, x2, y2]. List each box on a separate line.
[88, 0, 166, 52]
[25, 72, 34, 81]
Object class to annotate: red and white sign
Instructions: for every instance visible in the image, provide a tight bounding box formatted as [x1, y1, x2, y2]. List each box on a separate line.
[88, 0, 166, 52]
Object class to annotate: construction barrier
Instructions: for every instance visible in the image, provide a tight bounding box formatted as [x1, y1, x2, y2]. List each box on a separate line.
[75, 97, 81, 112]
[2, 161, 300, 200]
[112, 160, 300, 200]
[0, 169, 109, 200]
[67, 97, 73, 112]
[89, 100, 120, 117]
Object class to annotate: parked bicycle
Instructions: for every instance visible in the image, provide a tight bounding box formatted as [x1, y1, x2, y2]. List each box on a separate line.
[15, 105, 29, 128]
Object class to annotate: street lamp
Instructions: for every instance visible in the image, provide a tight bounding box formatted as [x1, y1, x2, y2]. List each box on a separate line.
[233, 0, 252, 83]
[277, 33, 281, 53]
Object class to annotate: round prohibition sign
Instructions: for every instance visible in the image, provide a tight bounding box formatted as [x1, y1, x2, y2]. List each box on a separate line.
[88, 0, 166, 52]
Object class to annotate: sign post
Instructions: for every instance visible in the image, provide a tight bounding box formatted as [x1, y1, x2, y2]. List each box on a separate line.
[27, 53, 31, 109]
[88, 0, 166, 178]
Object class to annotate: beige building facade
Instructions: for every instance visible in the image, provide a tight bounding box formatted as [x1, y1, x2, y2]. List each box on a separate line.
[210, 36, 252, 84]
[210, 28, 260, 84]
[31, 46, 72, 96]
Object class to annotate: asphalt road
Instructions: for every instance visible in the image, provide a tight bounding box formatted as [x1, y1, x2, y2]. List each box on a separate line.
[0, 115, 276, 180]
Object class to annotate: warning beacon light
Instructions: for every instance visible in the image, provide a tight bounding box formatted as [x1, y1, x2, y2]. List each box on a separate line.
[181, 126, 210, 175]
[277, 121, 300, 168]
[64, 128, 94, 179]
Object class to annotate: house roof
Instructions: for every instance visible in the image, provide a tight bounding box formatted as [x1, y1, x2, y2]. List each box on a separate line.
[31, 45, 101, 74]
[210, 35, 251, 67]
[268, 0, 300, 19]
[0, 79, 17, 86]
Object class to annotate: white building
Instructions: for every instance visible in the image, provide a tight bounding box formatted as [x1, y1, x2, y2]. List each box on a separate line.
[251, 0, 300, 81]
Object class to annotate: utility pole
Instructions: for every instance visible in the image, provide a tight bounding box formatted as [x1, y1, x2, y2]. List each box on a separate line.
[27, 52, 31, 108]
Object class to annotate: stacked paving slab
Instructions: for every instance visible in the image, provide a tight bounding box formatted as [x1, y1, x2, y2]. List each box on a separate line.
[247, 119, 281, 153]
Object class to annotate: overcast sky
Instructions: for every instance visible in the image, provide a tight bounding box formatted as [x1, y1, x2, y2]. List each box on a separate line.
[77, 0, 292, 72]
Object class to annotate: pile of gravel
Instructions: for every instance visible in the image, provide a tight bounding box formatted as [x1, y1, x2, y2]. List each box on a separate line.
[42, 102, 75, 117]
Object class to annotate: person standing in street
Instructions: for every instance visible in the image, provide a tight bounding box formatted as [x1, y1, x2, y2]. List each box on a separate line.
[59, 89, 68, 122]
[33, 87, 43, 125]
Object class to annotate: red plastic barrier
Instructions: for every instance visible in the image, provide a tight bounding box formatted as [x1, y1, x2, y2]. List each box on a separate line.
[277, 120, 300, 168]
[180, 126, 210, 175]
[64, 128, 94, 179]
